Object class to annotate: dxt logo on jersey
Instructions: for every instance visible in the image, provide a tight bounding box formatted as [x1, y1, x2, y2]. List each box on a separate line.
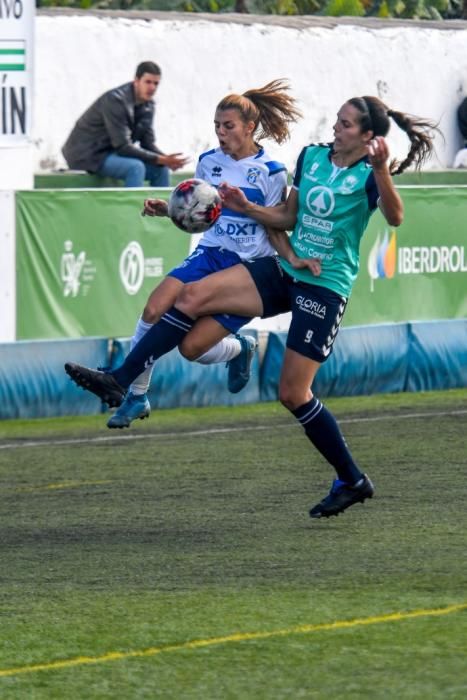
[305, 186, 335, 218]
[215, 221, 258, 238]
[367, 230, 397, 292]
[211, 166, 222, 177]
[246, 167, 261, 184]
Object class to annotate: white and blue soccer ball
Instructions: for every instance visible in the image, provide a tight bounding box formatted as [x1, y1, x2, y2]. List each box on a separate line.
[168, 178, 222, 234]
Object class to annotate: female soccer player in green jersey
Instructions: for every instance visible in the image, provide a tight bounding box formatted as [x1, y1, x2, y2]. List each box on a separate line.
[66, 95, 438, 520]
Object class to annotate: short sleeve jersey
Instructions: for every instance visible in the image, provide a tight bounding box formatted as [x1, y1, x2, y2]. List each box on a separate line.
[281, 143, 379, 299]
[195, 147, 287, 260]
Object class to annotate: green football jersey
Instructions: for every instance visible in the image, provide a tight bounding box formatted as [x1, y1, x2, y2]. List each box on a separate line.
[281, 144, 379, 299]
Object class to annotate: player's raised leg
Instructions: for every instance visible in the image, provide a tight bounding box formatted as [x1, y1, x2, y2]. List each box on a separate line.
[107, 277, 184, 428]
[175, 264, 264, 319]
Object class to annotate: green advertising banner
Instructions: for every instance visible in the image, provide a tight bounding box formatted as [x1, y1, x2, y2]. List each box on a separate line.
[345, 186, 467, 326]
[16, 190, 191, 340]
[15, 185, 467, 340]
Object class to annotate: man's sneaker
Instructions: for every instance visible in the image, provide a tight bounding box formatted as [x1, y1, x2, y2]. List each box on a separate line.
[64, 362, 125, 408]
[227, 334, 258, 394]
[309, 474, 374, 519]
[107, 392, 151, 429]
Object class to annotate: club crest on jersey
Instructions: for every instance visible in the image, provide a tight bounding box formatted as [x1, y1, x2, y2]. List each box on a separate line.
[247, 167, 261, 184]
[211, 166, 222, 177]
[340, 175, 358, 194]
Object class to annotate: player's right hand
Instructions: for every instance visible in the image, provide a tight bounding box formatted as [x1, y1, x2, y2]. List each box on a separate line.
[218, 182, 248, 212]
[142, 198, 169, 217]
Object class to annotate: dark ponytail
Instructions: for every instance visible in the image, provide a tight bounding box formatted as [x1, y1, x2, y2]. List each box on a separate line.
[349, 95, 440, 175]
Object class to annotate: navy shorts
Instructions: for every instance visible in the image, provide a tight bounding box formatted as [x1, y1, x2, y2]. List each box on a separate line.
[169, 244, 252, 334]
[242, 257, 347, 363]
[286, 281, 347, 362]
[242, 256, 291, 318]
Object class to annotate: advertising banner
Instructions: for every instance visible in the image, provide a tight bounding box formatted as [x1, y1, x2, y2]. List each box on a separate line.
[0, 189, 15, 341]
[0, 0, 34, 143]
[15, 186, 467, 340]
[16, 189, 191, 339]
[345, 186, 467, 326]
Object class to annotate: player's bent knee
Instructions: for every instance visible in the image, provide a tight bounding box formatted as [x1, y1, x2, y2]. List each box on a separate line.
[178, 338, 200, 362]
[142, 303, 160, 324]
[279, 386, 313, 411]
[279, 393, 296, 411]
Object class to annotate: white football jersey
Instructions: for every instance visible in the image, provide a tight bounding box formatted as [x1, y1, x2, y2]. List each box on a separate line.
[195, 147, 287, 260]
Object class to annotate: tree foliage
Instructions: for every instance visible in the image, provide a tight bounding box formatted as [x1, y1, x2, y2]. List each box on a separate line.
[35, 0, 467, 19]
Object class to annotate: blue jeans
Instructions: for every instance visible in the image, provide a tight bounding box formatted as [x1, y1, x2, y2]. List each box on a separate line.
[97, 152, 170, 187]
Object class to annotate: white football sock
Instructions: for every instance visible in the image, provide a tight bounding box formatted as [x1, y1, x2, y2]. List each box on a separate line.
[131, 317, 153, 350]
[195, 336, 242, 365]
[129, 317, 154, 395]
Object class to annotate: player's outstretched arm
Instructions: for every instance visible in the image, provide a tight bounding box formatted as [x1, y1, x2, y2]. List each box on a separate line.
[219, 182, 297, 230]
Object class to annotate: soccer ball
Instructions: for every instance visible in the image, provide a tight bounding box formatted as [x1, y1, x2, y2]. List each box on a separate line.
[168, 178, 222, 233]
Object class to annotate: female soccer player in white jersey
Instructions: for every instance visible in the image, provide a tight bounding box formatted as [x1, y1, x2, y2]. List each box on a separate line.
[66, 96, 437, 519]
[106, 79, 301, 428]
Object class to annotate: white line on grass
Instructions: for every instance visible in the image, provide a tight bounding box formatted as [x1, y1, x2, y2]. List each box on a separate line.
[0, 408, 466, 451]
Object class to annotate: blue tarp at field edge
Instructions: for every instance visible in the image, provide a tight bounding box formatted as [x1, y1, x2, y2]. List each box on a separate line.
[0, 321, 465, 420]
[260, 319, 467, 402]
[406, 319, 467, 392]
[0, 337, 109, 419]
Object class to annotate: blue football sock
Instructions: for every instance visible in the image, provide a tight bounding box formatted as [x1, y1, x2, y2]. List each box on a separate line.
[291, 397, 363, 484]
[112, 307, 194, 388]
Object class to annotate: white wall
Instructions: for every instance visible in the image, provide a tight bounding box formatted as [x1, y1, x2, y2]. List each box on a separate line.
[0, 11, 463, 341]
[33, 11, 467, 176]
[0, 146, 34, 190]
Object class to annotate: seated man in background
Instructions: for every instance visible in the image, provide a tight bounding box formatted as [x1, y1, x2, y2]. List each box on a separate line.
[62, 61, 189, 187]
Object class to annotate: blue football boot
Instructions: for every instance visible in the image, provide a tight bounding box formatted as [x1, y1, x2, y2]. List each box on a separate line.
[227, 335, 258, 394]
[107, 392, 151, 429]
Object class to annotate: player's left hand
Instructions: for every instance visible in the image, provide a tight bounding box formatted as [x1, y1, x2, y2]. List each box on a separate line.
[367, 136, 390, 170]
[290, 255, 321, 276]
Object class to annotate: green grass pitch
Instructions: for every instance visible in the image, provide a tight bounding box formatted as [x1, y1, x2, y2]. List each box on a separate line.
[0, 389, 466, 698]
